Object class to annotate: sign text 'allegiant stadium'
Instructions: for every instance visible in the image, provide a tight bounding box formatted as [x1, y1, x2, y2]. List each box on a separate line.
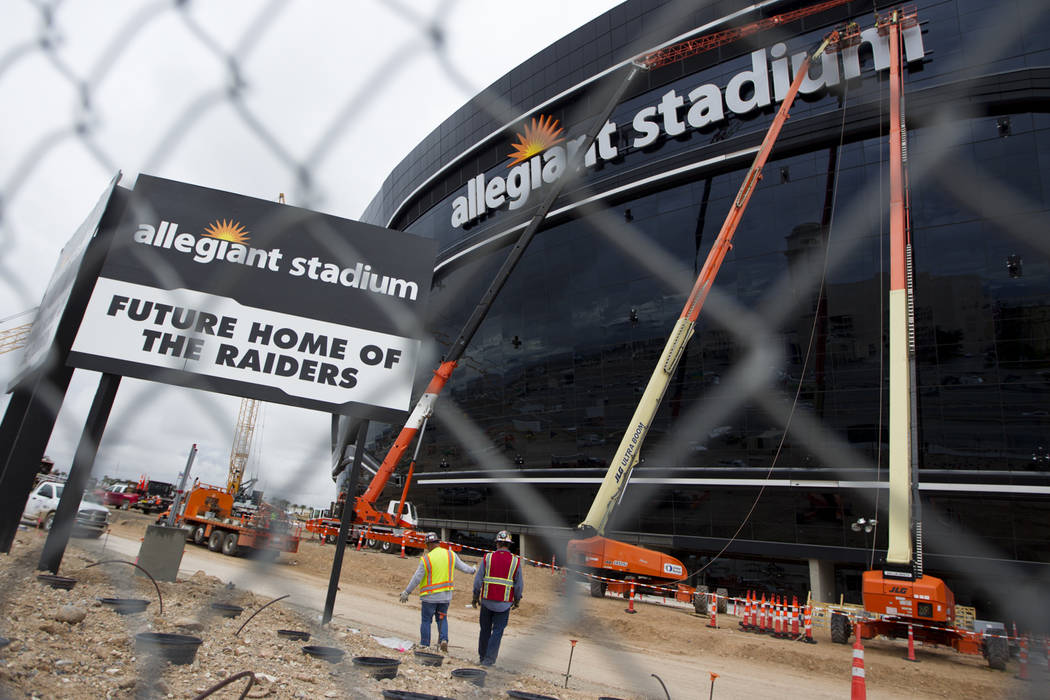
[451, 22, 925, 229]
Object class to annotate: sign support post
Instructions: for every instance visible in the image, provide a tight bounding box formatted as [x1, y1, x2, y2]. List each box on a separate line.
[38, 372, 121, 573]
[0, 180, 127, 553]
[0, 368, 74, 552]
[322, 419, 369, 625]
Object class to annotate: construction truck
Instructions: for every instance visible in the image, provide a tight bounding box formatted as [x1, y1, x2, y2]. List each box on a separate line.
[164, 397, 299, 557]
[168, 482, 300, 557]
[825, 9, 1008, 670]
[568, 23, 847, 606]
[306, 498, 422, 552]
[305, 434, 439, 554]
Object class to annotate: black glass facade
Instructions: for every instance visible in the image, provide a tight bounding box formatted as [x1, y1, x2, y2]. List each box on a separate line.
[359, 0, 1050, 611]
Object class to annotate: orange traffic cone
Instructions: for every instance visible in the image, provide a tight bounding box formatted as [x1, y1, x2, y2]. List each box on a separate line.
[802, 604, 817, 644]
[625, 582, 637, 614]
[740, 591, 752, 631]
[707, 594, 718, 629]
[904, 624, 919, 662]
[556, 568, 567, 595]
[774, 597, 784, 638]
[851, 634, 867, 700]
[355, 531, 364, 551]
[790, 596, 800, 638]
[758, 594, 767, 632]
[1016, 634, 1030, 681]
[399, 536, 406, 559]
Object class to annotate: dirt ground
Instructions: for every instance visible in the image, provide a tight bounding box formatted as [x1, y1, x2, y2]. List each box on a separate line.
[0, 525, 600, 699]
[0, 511, 1039, 699]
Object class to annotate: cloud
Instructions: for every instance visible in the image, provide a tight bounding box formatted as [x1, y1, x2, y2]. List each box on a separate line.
[1, 0, 622, 508]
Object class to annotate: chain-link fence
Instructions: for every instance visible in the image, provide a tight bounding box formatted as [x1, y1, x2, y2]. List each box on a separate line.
[2, 0, 1050, 698]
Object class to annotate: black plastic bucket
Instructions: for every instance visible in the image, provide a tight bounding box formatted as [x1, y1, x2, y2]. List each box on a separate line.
[382, 691, 455, 700]
[507, 691, 559, 700]
[277, 629, 311, 641]
[353, 656, 400, 679]
[210, 602, 244, 618]
[134, 632, 203, 665]
[303, 646, 346, 663]
[413, 650, 444, 667]
[101, 598, 149, 615]
[451, 667, 487, 688]
[37, 574, 76, 590]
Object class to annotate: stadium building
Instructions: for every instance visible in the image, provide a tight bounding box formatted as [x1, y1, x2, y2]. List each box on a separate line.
[358, 0, 1050, 618]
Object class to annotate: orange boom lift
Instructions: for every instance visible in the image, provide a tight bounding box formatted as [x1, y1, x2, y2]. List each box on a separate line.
[568, 28, 843, 601]
[827, 8, 1008, 669]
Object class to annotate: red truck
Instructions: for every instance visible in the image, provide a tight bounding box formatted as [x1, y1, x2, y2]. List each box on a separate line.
[97, 483, 140, 509]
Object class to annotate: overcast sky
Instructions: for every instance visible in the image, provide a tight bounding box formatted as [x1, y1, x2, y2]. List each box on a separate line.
[0, 0, 623, 508]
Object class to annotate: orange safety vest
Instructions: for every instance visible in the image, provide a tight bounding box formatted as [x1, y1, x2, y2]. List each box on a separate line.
[481, 550, 520, 603]
[419, 547, 454, 596]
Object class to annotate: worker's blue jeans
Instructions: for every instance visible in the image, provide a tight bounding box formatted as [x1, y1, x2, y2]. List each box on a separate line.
[478, 606, 510, 664]
[419, 600, 449, 647]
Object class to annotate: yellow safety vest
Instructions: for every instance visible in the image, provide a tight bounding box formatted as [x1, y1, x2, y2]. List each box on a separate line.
[419, 547, 454, 596]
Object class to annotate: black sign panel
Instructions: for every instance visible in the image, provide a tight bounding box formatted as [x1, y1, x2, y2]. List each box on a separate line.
[69, 175, 436, 421]
[9, 174, 121, 390]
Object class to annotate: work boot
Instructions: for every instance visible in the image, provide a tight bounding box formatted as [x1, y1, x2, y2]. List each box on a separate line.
[439, 640, 448, 653]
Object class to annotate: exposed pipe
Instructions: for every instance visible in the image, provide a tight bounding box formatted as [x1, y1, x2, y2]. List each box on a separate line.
[81, 559, 163, 615]
[234, 594, 290, 636]
[191, 670, 255, 700]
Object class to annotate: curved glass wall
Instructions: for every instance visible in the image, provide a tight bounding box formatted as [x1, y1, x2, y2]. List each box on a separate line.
[357, 0, 1050, 602]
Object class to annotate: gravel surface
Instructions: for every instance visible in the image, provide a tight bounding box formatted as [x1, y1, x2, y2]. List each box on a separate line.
[1, 513, 1035, 699]
[0, 530, 591, 699]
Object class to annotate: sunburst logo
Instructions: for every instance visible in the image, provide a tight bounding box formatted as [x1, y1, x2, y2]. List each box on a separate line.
[507, 114, 565, 166]
[203, 219, 250, 244]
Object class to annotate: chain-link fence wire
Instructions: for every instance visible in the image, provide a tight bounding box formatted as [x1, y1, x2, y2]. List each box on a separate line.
[2, 0, 1050, 697]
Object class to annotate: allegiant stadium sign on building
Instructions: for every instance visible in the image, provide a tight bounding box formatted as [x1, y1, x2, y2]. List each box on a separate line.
[451, 22, 925, 228]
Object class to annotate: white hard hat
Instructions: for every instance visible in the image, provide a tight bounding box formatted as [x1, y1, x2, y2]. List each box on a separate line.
[495, 530, 512, 544]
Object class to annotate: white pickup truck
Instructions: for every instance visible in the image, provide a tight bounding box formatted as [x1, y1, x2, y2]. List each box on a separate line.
[21, 481, 110, 538]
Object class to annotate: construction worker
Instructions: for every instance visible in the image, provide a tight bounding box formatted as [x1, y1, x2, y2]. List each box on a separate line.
[399, 532, 476, 652]
[471, 530, 523, 666]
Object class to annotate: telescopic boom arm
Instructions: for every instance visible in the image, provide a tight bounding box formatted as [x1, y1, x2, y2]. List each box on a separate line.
[578, 31, 840, 537]
[352, 63, 647, 526]
[883, 8, 919, 571]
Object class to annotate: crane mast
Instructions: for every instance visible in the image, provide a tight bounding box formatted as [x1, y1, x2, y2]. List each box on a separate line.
[0, 323, 33, 356]
[228, 397, 260, 497]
